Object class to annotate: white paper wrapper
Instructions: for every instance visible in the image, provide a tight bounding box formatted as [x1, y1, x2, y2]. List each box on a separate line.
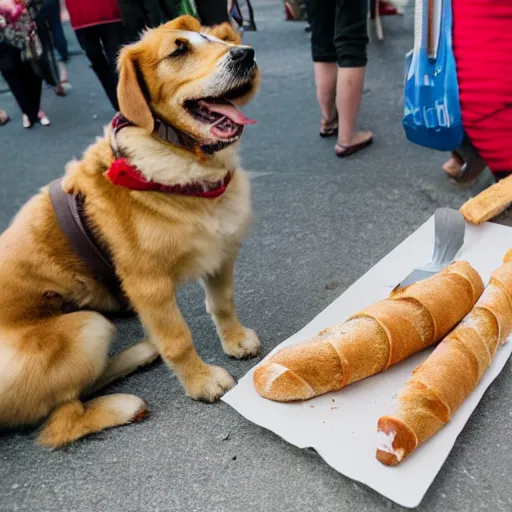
[222, 216, 512, 508]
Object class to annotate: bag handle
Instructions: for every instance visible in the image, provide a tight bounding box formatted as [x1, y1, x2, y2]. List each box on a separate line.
[415, 0, 447, 58]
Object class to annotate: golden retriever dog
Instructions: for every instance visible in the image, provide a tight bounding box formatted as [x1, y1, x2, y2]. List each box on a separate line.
[0, 15, 261, 448]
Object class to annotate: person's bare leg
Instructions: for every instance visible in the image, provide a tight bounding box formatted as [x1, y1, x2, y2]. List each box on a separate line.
[59, 61, 69, 83]
[335, 66, 372, 150]
[314, 62, 338, 133]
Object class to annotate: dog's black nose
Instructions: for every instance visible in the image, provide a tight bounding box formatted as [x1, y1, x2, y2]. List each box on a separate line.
[229, 47, 255, 67]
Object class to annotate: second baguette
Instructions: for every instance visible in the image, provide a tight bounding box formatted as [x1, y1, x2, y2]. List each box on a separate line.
[376, 258, 512, 466]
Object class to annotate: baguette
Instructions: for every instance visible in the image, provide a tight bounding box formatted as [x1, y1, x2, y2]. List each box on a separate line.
[376, 258, 512, 466]
[460, 174, 512, 224]
[254, 261, 484, 401]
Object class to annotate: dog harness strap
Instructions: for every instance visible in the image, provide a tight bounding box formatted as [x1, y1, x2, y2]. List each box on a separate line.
[49, 178, 129, 310]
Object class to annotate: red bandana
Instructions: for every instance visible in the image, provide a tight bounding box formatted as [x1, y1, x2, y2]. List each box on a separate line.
[105, 158, 232, 198]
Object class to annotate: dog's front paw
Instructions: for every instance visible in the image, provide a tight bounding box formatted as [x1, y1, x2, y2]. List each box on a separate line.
[222, 328, 261, 359]
[185, 365, 235, 402]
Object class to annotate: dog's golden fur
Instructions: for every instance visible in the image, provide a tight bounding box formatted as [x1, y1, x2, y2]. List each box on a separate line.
[0, 16, 260, 448]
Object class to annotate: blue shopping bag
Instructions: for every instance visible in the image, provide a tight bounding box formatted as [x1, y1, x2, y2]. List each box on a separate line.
[402, 0, 463, 151]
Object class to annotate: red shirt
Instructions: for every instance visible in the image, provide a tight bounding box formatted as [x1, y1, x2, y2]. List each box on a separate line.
[452, 0, 512, 173]
[65, 0, 121, 30]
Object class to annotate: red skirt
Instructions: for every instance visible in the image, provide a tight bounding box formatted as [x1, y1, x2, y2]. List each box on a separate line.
[452, 0, 512, 173]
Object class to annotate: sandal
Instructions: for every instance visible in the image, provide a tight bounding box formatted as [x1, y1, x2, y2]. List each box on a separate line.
[446, 158, 486, 186]
[320, 116, 338, 138]
[335, 133, 373, 157]
[0, 109, 9, 126]
[442, 152, 464, 178]
[54, 84, 67, 96]
[445, 137, 487, 185]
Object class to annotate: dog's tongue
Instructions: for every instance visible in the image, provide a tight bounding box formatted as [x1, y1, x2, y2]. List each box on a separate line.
[199, 100, 256, 126]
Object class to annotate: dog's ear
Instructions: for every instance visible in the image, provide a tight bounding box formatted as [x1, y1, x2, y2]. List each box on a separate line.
[209, 22, 242, 44]
[117, 46, 154, 132]
[168, 14, 202, 32]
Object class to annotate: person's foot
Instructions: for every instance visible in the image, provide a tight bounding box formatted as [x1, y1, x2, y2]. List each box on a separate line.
[320, 116, 338, 138]
[22, 114, 33, 129]
[335, 131, 373, 157]
[58, 62, 69, 82]
[0, 109, 9, 126]
[60, 80, 72, 92]
[58, 62, 73, 92]
[54, 84, 67, 96]
[38, 111, 51, 126]
[442, 156, 464, 178]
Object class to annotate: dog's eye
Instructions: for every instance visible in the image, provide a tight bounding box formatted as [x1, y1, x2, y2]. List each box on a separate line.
[170, 39, 189, 57]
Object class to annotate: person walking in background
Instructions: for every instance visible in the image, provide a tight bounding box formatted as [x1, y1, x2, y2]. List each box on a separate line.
[305, 0, 372, 157]
[0, 0, 51, 127]
[35, 0, 69, 96]
[65, 0, 126, 110]
[40, 0, 70, 91]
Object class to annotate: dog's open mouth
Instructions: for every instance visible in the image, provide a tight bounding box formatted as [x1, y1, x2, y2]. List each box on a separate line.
[185, 87, 256, 140]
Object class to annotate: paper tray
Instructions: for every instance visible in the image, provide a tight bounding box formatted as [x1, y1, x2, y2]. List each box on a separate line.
[222, 216, 512, 508]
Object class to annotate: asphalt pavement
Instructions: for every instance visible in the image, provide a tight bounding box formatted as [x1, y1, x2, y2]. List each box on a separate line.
[0, 2, 509, 511]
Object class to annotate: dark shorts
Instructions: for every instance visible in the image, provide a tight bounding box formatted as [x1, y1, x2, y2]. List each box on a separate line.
[305, 0, 369, 68]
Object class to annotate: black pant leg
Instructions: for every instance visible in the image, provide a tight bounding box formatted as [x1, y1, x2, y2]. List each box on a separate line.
[195, 0, 229, 26]
[21, 60, 43, 118]
[99, 23, 126, 110]
[334, 0, 368, 68]
[1, 66, 32, 118]
[99, 22, 125, 71]
[75, 25, 104, 63]
[304, 0, 337, 63]
[118, 0, 147, 42]
[1, 52, 41, 121]
[76, 25, 120, 111]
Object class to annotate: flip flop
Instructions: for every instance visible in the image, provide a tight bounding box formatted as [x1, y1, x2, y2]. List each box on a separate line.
[445, 137, 487, 185]
[335, 137, 373, 157]
[320, 117, 338, 138]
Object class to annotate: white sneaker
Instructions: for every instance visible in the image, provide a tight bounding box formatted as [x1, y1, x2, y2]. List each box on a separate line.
[22, 114, 32, 128]
[38, 111, 51, 126]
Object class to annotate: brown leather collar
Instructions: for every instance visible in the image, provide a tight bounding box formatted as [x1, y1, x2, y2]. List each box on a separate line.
[111, 113, 241, 158]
